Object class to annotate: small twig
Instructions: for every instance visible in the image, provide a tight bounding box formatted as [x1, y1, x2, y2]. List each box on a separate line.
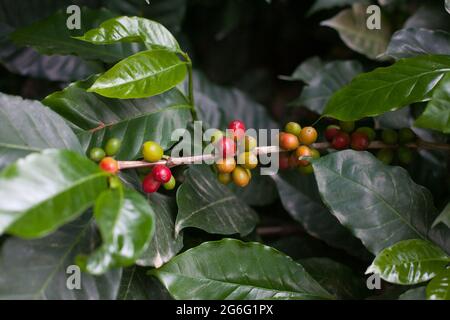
[117, 140, 450, 170]
[256, 225, 304, 237]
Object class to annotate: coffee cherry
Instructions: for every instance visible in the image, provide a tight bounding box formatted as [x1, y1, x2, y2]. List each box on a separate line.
[237, 152, 258, 170]
[218, 172, 232, 185]
[163, 176, 176, 190]
[351, 132, 369, 151]
[216, 157, 236, 173]
[279, 132, 299, 151]
[288, 153, 300, 168]
[216, 136, 236, 158]
[99, 157, 119, 174]
[299, 127, 318, 145]
[143, 141, 164, 162]
[245, 168, 252, 179]
[284, 122, 302, 136]
[228, 120, 246, 140]
[152, 165, 172, 183]
[295, 145, 313, 167]
[398, 128, 416, 144]
[355, 127, 376, 142]
[279, 153, 290, 170]
[243, 135, 257, 151]
[105, 138, 122, 156]
[381, 129, 398, 145]
[232, 166, 251, 187]
[210, 130, 224, 144]
[377, 148, 394, 165]
[89, 147, 106, 162]
[108, 176, 122, 189]
[339, 121, 355, 133]
[397, 146, 413, 164]
[310, 148, 321, 160]
[331, 132, 350, 150]
[142, 174, 161, 193]
[325, 125, 341, 142]
[298, 164, 314, 175]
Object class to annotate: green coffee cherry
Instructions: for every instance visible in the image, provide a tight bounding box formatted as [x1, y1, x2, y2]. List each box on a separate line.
[89, 147, 106, 162]
[381, 129, 398, 145]
[142, 141, 164, 162]
[163, 176, 176, 190]
[398, 128, 416, 144]
[105, 138, 122, 156]
[397, 146, 413, 164]
[298, 164, 314, 175]
[284, 122, 302, 136]
[339, 121, 355, 133]
[355, 127, 376, 141]
[244, 135, 257, 151]
[377, 148, 394, 165]
[210, 130, 224, 144]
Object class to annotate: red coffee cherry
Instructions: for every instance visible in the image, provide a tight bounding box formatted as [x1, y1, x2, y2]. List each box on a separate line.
[142, 174, 161, 193]
[279, 132, 299, 151]
[325, 125, 341, 142]
[99, 157, 119, 174]
[331, 132, 350, 150]
[279, 153, 290, 170]
[351, 132, 370, 151]
[228, 120, 246, 140]
[152, 165, 172, 183]
[216, 136, 236, 158]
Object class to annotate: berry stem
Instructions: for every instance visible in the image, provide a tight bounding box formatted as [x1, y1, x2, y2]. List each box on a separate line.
[117, 140, 450, 170]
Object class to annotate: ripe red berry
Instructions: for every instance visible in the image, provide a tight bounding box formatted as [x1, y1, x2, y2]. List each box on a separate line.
[331, 132, 350, 150]
[216, 136, 236, 158]
[279, 153, 290, 170]
[228, 120, 246, 140]
[351, 132, 370, 151]
[152, 165, 172, 183]
[325, 125, 341, 142]
[142, 174, 161, 193]
[99, 157, 119, 174]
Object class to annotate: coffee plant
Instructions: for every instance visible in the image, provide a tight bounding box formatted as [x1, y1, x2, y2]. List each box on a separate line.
[0, 0, 449, 301]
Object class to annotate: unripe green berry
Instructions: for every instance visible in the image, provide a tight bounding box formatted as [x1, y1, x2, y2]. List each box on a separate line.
[237, 152, 258, 170]
[298, 164, 314, 175]
[105, 138, 122, 156]
[381, 129, 398, 145]
[397, 146, 413, 164]
[89, 147, 106, 162]
[339, 121, 355, 133]
[284, 122, 302, 136]
[243, 135, 257, 151]
[377, 148, 394, 165]
[355, 127, 376, 142]
[163, 176, 176, 190]
[210, 130, 224, 144]
[398, 128, 416, 144]
[142, 141, 164, 162]
[218, 172, 232, 185]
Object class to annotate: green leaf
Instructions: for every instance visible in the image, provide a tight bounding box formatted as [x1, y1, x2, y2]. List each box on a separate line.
[384, 28, 450, 60]
[136, 193, 183, 268]
[151, 239, 333, 300]
[404, 3, 450, 31]
[175, 165, 258, 237]
[42, 75, 192, 160]
[0, 150, 108, 238]
[0, 214, 122, 299]
[82, 188, 155, 275]
[11, 8, 141, 63]
[290, 60, 363, 114]
[87, 49, 188, 99]
[367, 239, 450, 285]
[321, 4, 391, 59]
[415, 73, 450, 134]
[313, 150, 445, 254]
[426, 269, 450, 300]
[271, 171, 370, 259]
[279, 56, 323, 82]
[433, 202, 450, 229]
[308, 0, 366, 15]
[299, 257, 369, 299]
[76, 16, 180, 52]
[0, 92, 83, 169]
[323, 55, 450, 121]
[118, 265, 172, 300]
[398, 287, 426, 300]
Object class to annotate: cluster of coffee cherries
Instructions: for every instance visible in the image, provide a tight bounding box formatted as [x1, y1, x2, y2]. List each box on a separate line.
[278, 122, 320, 175]
[325, 121, 416, 165]
[213, 120, 258, 187]
[141, 141, 176, 193]
[89, 138, 122, 174]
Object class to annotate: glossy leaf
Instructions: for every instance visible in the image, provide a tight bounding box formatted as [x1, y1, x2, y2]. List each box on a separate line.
[175, 165, 258, 237]
[384, 28, 450, 60]
[42, 75, 192, 160]
[137, 193, 183, 268]
[323, 55, 450, 121]
[82, 188, 155, 275]
[415, 73, 450, 134]
[0, 215, 122, 299]
[313, 150, 443, 254]
[321, 4, 391, 59]
[290, 60, 363, 114]
[0, 150, 108, 238]
[404, 3, 450, 31]
[366, 239, 450, 285]
[76, 16, 180, 52]
[88, 49, 187, 99]
[151, 239, 333, 300]
[426, 269, 450, 300]
[398, 287, 426, 300]
[279, 56, 323, 82]
[433, 202, 450, 229]
[0, 93, 83, 169]
[11, 8, 141, 63]
[271, 171, 370, 259]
